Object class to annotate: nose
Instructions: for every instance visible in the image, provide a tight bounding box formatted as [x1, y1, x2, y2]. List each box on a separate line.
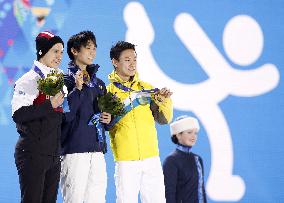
[130, 60, 136, 67]
[57, 52, 63, 59]
[92, 49, 96, 57]
[56, 55, 62, 62]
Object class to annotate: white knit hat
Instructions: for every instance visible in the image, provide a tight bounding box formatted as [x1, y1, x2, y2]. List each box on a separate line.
[170, 115, 200, 135]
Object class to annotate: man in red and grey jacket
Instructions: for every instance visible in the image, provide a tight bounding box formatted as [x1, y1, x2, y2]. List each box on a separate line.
[11, 31, 65, 203]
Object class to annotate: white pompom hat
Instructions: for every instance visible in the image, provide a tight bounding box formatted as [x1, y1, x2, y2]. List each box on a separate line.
[170, 115, 200, 135]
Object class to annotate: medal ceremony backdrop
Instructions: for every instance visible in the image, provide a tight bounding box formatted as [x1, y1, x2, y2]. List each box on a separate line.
[0, 0, 283, 202]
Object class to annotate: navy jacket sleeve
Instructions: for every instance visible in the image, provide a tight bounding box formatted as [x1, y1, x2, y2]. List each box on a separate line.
[12, 100, 54, 123]
[163, 156, 178, 203]
[63, 88, 86, 122]
[104, 117, 116, 131]
[61, 87, 88, 144]
[200, 157, 207, 203]
[61, 74, 87, 144]
[63, 74, 88, 123]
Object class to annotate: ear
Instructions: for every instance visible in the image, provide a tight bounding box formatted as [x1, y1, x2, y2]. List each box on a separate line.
[176, 132, 182, 140]
[71, 47, 78, 56]
[112, 58, 118, 68]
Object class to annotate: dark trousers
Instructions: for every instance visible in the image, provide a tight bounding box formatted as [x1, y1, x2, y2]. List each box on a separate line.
[15, 149, 61, 203]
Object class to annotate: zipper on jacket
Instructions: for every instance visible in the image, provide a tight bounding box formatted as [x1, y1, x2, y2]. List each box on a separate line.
[128, 85, 141, 160]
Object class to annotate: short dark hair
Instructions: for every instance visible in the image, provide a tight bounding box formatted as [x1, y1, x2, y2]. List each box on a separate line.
[110, 41, 136, 61]
[67, 31, 97, 60]
[171, 135, 179, 144]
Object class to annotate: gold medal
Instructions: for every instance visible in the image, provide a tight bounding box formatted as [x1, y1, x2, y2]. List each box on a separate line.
[82, 69, 90, 84]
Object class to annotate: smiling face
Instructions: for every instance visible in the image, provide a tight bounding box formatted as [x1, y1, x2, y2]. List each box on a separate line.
[112, 49, 137, 81]
[72, 40, 97, 70]
[176, 128, 198, 147]
[39, 43, 63, 69]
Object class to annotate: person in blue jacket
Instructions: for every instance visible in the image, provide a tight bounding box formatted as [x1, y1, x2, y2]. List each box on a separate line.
[163, 115, 207, 203]
[60, 31, 111, 203]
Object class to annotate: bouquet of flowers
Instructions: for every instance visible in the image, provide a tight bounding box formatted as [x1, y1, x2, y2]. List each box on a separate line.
[97, 92, 126, 117]
[37, 70, 64, 96]
[88, 92, 125, 143]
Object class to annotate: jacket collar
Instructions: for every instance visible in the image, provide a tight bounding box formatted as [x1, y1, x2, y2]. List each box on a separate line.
[176, 144, 192, 154]
[68, 61, 99, 80]
[33, 60, 59, 77]
[108, 70, 139, 85]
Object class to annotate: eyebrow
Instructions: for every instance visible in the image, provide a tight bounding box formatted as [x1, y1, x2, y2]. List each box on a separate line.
[124, 56, 137, 59]
[85, 42, 96, 47]
[85, 45, 94, 48]
[53, 48, 63, 52]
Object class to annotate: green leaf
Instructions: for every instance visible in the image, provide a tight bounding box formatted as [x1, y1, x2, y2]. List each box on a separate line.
[98, 92, 126, 116]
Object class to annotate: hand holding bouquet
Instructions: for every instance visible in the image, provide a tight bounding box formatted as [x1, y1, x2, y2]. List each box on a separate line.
[37, 70, 69, 111]
[89, 92, 125, 144]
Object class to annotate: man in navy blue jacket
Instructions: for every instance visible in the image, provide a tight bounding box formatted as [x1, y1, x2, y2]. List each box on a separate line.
[163, 115, 207, 203]
[60, 31, 111, 203]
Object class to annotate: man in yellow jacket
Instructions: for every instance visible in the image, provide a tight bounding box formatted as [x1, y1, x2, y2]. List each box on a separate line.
[107, 41, 173, 203]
